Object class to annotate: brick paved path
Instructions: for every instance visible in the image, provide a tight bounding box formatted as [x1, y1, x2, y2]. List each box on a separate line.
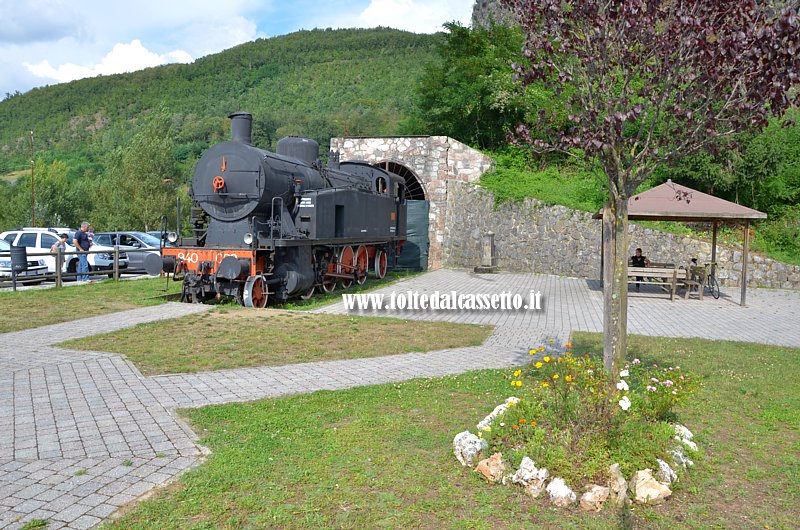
[2, 271, 799, 528]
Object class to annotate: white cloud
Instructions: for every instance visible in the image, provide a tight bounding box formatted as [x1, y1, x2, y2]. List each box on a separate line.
[24, 40, 193, 84]
[358, 0, 472, 33]
[179, 16, 265, 57]
[315, 0, 472, 34]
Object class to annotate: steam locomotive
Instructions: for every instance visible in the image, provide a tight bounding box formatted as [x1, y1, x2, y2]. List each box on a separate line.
[145, 112, 407, 306]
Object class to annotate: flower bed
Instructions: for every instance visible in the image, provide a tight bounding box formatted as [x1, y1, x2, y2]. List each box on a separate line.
[453, 339, 700, 510]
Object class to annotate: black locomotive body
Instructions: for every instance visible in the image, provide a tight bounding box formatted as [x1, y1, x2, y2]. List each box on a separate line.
[148, 112, 407, 306]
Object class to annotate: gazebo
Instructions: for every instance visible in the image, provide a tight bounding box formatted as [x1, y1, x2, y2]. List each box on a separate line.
[597, 180, 767, 306]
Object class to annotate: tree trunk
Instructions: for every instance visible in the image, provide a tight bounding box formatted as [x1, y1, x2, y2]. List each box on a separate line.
[602, 197, 629, 382]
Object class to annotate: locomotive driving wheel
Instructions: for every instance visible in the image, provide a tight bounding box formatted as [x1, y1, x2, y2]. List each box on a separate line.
[300, 285, 315, 299]
[374, 249, 388, 279]
[355, 245, 369, 285]
[243, 275, 268, 308]
[322, 258, 337, 293]
[338, 246, 354, 289]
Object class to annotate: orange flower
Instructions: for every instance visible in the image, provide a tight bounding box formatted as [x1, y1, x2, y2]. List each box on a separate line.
[566, 342, 572, 349]
[519, 418, 527, 423]
[558, 357, 563, 362]
[513, 424, 519, 430]
[531, 421, 537, 426]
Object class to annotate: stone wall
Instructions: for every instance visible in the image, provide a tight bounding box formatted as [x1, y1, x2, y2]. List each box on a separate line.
[444, 181, 800, 289]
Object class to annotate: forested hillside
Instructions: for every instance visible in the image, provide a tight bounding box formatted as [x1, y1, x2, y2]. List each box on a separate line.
[0, 28, 439, 230]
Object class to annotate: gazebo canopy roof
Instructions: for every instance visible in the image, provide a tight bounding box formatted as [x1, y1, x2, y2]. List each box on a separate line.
[594, 180, 767, 222]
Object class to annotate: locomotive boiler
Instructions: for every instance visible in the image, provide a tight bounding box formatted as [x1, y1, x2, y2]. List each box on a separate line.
[146, 112, 407, 306]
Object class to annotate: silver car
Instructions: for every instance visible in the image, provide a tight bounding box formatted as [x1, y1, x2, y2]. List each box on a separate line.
[93, 231, 162, 272]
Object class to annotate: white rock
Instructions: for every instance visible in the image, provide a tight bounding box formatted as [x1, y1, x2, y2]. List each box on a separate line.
[511, 457, 550, 498]
[674, 424, 694, 441]
[674, 436, 698, 451]
[607, 463, 629, 506]
[655, 459, 678, 484]
[546, 477, 576, 507]
[632, 469, 672, 504]
[580, 485, 611, 512]
[453, 431, 485, 467]
[476, 397, 520, 430]
[670, 445, 695, 468]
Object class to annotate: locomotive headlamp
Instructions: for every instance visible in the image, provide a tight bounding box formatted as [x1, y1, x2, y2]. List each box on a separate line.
[167, 231, 178, 243]
[243, 233, 254, 245]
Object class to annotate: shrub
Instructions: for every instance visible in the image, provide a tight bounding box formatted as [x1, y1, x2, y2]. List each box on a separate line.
[477, 341, 700, 489]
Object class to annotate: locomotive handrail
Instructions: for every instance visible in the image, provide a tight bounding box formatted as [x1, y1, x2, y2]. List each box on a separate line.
[270, 196, 285, 240]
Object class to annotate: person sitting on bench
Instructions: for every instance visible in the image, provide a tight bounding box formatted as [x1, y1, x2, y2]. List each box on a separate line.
[629, 248, 651, 291]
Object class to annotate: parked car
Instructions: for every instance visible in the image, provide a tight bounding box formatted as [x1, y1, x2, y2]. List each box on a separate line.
[0, 228, 129, 277]
[94, 231, 162, 272]
[146, 231, 174, 247]
[0, 238, 48, 283]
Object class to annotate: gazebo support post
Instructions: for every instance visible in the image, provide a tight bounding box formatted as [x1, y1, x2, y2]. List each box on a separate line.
[741, 220, 750, 307]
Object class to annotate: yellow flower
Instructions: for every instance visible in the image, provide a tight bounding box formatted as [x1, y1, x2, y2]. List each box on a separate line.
[544, 356, 551, 363]
[514, 369, 522, 377]
[540, 347, 545, 352]
[552, 374, 559, 380]
[529, 349, 535, 355]
[565, 375, 573, 382]
[541, 382, 550, 387]
[507, 401, 516, 407]
[535, 362, 543, 369]
[515, 380, 522, 387]
[549, 338, 554, 343]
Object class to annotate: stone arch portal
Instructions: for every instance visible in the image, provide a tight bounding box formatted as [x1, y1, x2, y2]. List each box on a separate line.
[331, 136, 495, 269]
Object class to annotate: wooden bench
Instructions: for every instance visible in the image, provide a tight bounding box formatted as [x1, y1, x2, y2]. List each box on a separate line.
[628, 266, 688, 301]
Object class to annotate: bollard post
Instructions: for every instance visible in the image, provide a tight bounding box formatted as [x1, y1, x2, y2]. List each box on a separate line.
[114, 246, 120, 281]
[55, 248, 63, 288]
[474, 231, 498, 273]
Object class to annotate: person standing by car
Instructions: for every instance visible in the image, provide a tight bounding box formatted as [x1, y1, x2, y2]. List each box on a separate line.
[50, 233, 68, 254]
[73, 222, 92, 281]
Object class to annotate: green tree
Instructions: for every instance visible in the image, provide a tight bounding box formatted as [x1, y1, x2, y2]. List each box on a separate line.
[92, 110, 180, 231]
[409, 22, 535, 149]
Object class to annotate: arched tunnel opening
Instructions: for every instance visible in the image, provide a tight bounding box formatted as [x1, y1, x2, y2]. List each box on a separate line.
[373, 160, 429, 270]
[374, 161, 426, 200]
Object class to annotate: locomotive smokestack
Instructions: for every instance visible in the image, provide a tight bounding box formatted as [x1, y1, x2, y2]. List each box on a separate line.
[229, 111, 252, 145]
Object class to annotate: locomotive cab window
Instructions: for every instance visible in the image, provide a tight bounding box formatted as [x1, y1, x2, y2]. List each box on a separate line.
[376, 176, 387, 194]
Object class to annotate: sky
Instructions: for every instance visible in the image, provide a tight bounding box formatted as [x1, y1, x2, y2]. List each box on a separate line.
[0, 0, 474, 98]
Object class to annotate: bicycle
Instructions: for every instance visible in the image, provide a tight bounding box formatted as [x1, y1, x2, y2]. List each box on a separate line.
[703, 261, 721, 299]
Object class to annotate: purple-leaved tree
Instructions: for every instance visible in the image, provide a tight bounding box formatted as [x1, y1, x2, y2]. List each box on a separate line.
[501, 0, 800, 379]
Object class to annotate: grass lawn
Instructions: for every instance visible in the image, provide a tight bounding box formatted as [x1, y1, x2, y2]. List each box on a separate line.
[0, 277, 181, 333]
[105, 333, 799, 529]
[64, 309, 492, 376]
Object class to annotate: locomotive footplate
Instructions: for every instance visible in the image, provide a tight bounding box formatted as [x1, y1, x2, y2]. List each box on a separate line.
[261, 237, 403, 248]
